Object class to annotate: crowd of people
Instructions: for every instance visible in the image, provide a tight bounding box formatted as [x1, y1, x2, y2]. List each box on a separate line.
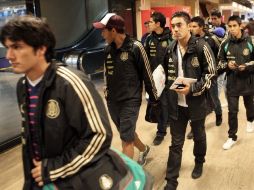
[1, 8, 254, 190]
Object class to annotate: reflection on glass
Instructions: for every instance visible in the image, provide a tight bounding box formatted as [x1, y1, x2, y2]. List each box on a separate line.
[0, 1, 26, 151]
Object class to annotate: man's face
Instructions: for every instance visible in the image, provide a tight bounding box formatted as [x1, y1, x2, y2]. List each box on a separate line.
[101, 28, 115, 44]
[144, 23, 151, 33]
[211, 16, 221, 27]
[228, 20, 241, 38]
[171, 17, 190, 40]
[190, 22, 203, 36]
[4, 39, 41, 75]
[148, 18, 160, 32]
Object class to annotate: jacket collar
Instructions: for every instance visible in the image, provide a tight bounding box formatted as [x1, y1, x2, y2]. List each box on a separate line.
[110, 34, 132, 51]
[172, 35, 198, 54]
[229, 31, 248, 43]
[151, 27, 172, 41]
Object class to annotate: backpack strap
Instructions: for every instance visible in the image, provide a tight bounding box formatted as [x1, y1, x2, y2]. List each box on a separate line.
[247, 41, 253, 53]
[224, 42, 229, 54]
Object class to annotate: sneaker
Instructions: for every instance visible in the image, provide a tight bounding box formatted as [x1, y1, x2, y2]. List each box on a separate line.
[246, 121, 254, 133]
[222, 138, 236, 150]
[137, 145, 150, 166]
[187, 130, 193, 140]
[153, 135, 164, 145]
[215, 114, 222, 126]
[191, 163, 203, 179]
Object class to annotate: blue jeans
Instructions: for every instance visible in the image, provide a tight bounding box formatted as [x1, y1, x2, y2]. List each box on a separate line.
[209, 80, 222, 115]
[217, 72, 227, 99]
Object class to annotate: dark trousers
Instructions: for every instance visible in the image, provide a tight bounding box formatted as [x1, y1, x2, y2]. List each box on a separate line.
[165, 106, 206, 190]
[209, 80, 222, 115]
[227, 95, 254, 141]
[157, 89, 168, 137]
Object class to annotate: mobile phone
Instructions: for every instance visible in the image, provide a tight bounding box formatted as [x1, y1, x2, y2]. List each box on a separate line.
[175, 83, 186, 89]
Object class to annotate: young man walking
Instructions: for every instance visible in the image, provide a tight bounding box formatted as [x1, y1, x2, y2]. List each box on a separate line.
[93, 13, 158, 165]
[144, 11, 172, 145]
[163, 12, 216, 190]
[1, 15, 133, 190]
[218, 15, 254, 150]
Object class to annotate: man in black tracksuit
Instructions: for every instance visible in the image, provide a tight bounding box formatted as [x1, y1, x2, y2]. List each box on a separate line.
[186, 16, 222, 139]
[1, 16, 135, 190]
[144, 11, 172, 145]
[163, 12, 216, 190]
[218, 15, 254, 150]
[93, 13, 158, 166]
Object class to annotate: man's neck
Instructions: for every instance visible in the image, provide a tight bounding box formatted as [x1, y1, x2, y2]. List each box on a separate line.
[199, 30, 205, 37]
[155, 27, 164, 35]
[178, 33, 191, 49]
[235, 31, 242, 39]
[114, 33, 126, 49]
[26, 61, 49, 81]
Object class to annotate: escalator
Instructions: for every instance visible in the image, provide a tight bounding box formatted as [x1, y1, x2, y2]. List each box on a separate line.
[0, 0, 136, 152]
[0, 0, 109, 152]
[31, 0, 109, 77]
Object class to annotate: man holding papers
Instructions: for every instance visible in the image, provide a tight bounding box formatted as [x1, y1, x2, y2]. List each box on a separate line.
[144, 11, 172, 145]
[163, 12, 216, 190]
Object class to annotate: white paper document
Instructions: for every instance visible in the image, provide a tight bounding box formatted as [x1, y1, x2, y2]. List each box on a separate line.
[170, 76, 197, 90]
[152, 64, 166, 97]
[146, 64, 166, 99]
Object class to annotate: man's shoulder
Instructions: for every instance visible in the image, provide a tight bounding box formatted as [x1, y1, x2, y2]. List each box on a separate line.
[17, 76, 26, 88]
[56, 66, 90, 85]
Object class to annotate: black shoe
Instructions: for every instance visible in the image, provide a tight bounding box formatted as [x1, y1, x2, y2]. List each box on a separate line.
[187, 131, 193, 140]
[191, 163, 203, 179]
[216, 114, 222, 126]
[153, 135, 164, 145]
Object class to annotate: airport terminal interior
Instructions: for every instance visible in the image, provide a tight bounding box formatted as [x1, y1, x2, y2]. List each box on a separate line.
[1, 0, 254, 190]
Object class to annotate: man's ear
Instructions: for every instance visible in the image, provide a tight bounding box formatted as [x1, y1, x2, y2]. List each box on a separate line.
[37, 46, 47, 57]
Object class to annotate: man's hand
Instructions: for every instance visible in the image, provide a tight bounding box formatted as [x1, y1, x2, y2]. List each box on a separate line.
[31, 159, 44, 187]
[238, 64, 246, 71]
[174, 83, 190, 95]
[228, 61, 238, 70]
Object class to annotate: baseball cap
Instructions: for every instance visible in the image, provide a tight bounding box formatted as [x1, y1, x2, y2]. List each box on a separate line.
[212, 27, 225, 38]
[93, 13, 124, 29]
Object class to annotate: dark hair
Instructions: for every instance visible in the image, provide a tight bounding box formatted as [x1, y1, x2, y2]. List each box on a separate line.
[171, 11, 191, 24]
[228, 15, 242, 25]
[105, 15, 125, 34]
[211, 9, 222, 18]
[245, 23, 254, 35]
[151, 11, 166, 28]
[191, 16, 205, 28]
[0, 15, 56, 62]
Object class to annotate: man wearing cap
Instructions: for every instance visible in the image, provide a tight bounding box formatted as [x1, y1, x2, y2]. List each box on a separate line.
[93, 13, 158, 166]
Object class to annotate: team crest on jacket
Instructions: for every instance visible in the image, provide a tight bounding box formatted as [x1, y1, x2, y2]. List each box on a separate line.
[46, 100, 60, 119]
[162, 41, 168, 48]
[99, 174, 113, 190]
[243, 48, 250, 56]
[191, 57, 199, 67]
[120, 52, 128, 61]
